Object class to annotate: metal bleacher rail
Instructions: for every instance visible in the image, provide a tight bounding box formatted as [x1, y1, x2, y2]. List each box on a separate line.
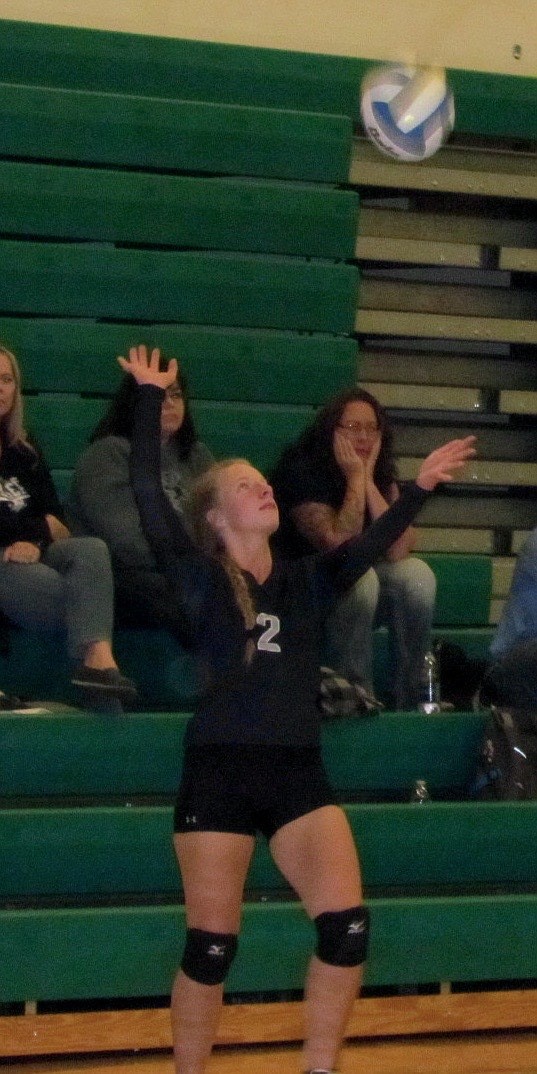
[351, 135, 536, 630]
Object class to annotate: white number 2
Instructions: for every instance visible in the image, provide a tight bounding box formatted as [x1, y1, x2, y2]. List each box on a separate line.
[256, 612, 281, 653]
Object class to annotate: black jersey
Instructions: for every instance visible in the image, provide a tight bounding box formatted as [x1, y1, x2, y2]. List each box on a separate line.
[130, 386, 429, 748]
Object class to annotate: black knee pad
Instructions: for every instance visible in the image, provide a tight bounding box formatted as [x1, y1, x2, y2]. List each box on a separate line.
[181, 927, 238, 985]
[314, 905, 370, 967]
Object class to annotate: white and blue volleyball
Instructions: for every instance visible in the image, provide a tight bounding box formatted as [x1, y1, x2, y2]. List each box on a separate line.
[360, 64, 455, 161]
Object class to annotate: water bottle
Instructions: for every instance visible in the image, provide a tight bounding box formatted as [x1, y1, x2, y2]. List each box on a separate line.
[409, 779, 431, 804]
[418, 650, 441, 713]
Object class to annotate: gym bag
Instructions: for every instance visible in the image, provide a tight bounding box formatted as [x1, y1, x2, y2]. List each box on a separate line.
[470, 706, 537, 799]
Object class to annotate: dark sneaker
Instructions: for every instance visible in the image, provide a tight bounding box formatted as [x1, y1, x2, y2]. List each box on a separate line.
[71, 666, 138, 702]
[0, 690, 25, 711]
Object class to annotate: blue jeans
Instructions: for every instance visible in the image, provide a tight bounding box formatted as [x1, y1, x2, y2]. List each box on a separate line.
[0, 537, 114, 662]
[324, 557, 436, 710]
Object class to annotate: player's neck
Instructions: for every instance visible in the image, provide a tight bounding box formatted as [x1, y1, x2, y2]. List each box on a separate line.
[227, 536, 272, 584]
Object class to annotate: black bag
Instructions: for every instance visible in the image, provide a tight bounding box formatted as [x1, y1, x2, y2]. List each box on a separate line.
[433, 637, 489, 711]
[470, 706, 537, 799]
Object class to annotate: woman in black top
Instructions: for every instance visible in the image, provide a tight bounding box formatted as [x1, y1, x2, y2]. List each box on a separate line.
[0, 344, 135, 705]
[121, 345, 475, 1074]
[271, 387, 436, 709]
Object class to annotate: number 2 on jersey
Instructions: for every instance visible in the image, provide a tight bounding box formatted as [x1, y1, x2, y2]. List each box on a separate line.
[256, 612, 281, 652]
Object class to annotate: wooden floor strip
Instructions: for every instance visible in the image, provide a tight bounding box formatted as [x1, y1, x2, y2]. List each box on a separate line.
[6, 1032, 537, 1074]
[4, 991, 537, 1059]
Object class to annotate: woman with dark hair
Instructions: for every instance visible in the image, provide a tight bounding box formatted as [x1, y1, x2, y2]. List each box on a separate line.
[0, 344, 136, 707]
[271, 387, 437, 709]
[68, 356, 212, 640]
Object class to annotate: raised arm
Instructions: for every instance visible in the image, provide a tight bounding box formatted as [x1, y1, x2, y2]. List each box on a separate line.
[117, 346, 194, 571]
[322, 436, 476, 593]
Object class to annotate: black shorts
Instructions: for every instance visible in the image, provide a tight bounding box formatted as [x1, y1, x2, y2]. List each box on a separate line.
[174, 744, 335, 840]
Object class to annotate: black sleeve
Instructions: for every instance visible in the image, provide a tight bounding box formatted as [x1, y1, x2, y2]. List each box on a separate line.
[129, 384, 214, 644]
[318, 482, 430, 594]
[129, 384, 195, 570]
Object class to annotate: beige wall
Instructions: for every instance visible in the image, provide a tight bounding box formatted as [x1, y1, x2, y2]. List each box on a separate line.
[2, 0, 536, 76]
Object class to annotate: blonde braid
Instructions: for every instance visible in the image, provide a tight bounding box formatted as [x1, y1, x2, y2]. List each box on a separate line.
[188, 459, 258, 662]
[219, 553, 257, 665]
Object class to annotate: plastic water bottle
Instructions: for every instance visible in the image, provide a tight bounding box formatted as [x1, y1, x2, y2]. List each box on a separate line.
[409, 779, 431, 804]
[418, 650, 441, 713]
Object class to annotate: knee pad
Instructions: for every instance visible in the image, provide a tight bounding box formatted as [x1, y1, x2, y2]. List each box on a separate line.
[181, 928, 238, 985]
[314, 905, 370, 967]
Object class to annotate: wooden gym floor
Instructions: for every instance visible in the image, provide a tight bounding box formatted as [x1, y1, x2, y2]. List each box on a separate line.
[6, 1032, 537, 1074]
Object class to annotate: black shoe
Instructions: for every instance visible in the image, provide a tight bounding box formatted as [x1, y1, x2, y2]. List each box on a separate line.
[0, 690, 24, 711]
[71, 666, 138, 702]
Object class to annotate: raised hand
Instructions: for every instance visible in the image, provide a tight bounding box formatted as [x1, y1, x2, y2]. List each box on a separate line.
[117, 344, 177, 390]
[334, 429, 366, 483]
[417, 436, 476, 491]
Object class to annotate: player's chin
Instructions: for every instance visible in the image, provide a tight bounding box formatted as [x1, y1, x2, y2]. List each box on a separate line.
[261, 505, 279, 531]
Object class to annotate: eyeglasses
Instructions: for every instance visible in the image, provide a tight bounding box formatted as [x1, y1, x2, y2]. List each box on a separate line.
[165, 387, 184, 401]
[337, 421, 379, 436]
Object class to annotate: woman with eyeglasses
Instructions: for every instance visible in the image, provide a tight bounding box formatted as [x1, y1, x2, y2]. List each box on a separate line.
[68, 352, 212, 642]
[271, 387, 437, 710]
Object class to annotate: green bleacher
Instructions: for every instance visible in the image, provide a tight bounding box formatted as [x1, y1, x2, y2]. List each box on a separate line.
[2, 708, 537, 1050]
[0, 15, 536, 1062]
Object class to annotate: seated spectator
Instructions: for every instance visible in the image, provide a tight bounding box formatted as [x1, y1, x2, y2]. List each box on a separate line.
[0, 344, 135, 706]
[481, 527, 537, 709]
[68, 353, 212, 643]
[270, 387, 437, 709]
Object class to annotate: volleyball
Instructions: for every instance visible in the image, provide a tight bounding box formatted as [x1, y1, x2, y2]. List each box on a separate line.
[360, 64, 455, 161]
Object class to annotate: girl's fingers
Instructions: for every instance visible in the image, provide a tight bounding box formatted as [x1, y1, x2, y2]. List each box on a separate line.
[117, 349, 178, 388]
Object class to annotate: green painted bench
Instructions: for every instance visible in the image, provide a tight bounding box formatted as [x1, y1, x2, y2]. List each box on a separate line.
[2, 705, 536, 1005]
[3, 799, 537, 899]
[0, 160, 359, 258]
[0, 80, 352, 183]
[1, 18, 537, 139]
[0, 240, 359, 331]
[2, 893, 536, 1003]
[0, 709, 487, 798]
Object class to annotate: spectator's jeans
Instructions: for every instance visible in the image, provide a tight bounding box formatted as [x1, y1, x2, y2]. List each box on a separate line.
[0, 537, 114, 661]
[324, 556, 436, 710]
